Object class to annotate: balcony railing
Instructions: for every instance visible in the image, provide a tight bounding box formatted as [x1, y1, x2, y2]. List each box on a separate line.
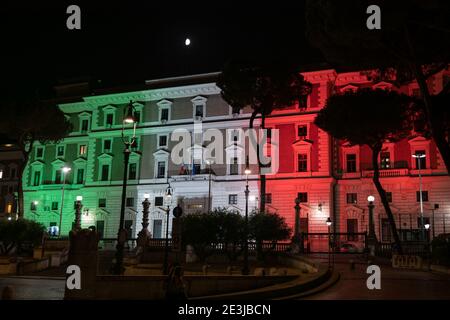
[361, 160, 409, 171]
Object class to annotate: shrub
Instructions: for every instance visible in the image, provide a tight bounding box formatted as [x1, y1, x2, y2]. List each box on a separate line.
[0, 219, 45, 255]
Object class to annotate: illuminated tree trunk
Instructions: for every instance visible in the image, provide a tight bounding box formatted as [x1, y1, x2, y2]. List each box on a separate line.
[371, 145, 403, 254]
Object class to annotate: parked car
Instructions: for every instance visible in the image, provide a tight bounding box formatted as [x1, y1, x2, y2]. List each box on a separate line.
[337, 242, 364, 253]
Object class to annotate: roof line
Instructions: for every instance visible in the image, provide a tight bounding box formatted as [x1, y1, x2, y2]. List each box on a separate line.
[145, 72, 221, 85]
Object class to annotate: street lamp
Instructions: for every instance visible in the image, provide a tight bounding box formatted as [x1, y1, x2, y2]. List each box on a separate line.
[205, 158, 213, 212]
[242, 159, 251, 275]
[367, 195, 378, 256]
[59, 166, 71, 237]
[412, 152, 426, 242]
[113, 101, 137, 275]
[162, 184, 173, 275]
[326, 217, 332, 269]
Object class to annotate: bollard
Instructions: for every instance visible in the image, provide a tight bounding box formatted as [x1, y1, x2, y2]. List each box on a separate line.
[2, 286, 15, 300]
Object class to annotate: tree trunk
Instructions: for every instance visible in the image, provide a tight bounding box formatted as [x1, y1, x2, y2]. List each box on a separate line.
[412, 63, 450, 174]
[371, 145, 403, 254]
[404, 25, 450, 174]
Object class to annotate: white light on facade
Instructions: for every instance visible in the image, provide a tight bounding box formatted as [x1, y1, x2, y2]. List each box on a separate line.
[144, 193, 150, 200]
[76, 196, 83, 201]
[367, 195, 375, 202]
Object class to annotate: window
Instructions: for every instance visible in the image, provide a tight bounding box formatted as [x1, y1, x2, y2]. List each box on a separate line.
[386, 192, 393, 203]
[128, 163, 137, 180]
[193, 162, 201, 174]
[155, 196, 164, 206]
[76, 168, 84, 184]
[414, 150, 426, 169]
[346, 154, 357, 173]
[81, 119, 89, 132]
[160, 108, 169, 122]
[101, 164, 110, 181]
[230, 157, 239, 175]
[195, 104, 204, 118]
[297, 154, 308, 172]
[380, 152, 391, 169]
[55, 169, 62, 184]
[36, 147, 44, 159]
[98, 198, 106, 208]
[105, 113, 114, 127]
[297, 192, 308, 203]
[158, 135, 168, 148]
[56, 146, 65, 158]
[416, 191, 429, 202]
[381, 218, 392, 242]
[30, 202, 37, 211]
[297, 125, 307, 139]
[51, 202, 59, 211]
[157, 161, 166, 178]
[229, 194, 238, 205]
[153, 220, 163, 238]
[79, 145, 87, 156]
[10, 168, 16, 179]
[265, 193, 272, 204]
[126, 197, 134, 207]
[346, 193, 358, 204]
[103, 139, 112, 153]
[33, 171, 41, 186]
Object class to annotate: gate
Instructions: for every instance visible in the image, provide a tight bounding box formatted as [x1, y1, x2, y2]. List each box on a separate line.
[301, 232, 367, 253]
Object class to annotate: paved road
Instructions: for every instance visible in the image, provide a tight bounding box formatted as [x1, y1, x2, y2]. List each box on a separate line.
[303, 254, 450, 300]
[0, 277, 65, 300]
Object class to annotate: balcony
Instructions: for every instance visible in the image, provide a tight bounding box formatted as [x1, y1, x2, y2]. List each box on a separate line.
[169, 168, 216, 182]
[361, 161, 409, 178]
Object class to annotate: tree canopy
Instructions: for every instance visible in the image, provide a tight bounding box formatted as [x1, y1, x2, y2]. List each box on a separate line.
[315, 88, 415, 253]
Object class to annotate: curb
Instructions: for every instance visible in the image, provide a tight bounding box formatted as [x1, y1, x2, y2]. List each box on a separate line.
[274, 270, 340, 300]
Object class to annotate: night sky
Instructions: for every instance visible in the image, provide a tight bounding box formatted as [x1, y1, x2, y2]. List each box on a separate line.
[1, 1, 323, 98]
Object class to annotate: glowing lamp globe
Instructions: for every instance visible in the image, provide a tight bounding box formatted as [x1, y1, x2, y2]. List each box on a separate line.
[367, 195, 375, 202]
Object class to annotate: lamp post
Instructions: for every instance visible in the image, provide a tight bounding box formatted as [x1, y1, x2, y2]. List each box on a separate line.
[59, 166, 71, 237]
[242, 162, 251, 276]
[412, 153, 426, 242]
[73, 196, 83, 231]
[205, 158, 213, 212]
[113, 101, 137, 275]
[294, 198, 301, 249]
[326, 217, 332, 269]
[367, 195, 378, 256]
[162, 185, 173, 275]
